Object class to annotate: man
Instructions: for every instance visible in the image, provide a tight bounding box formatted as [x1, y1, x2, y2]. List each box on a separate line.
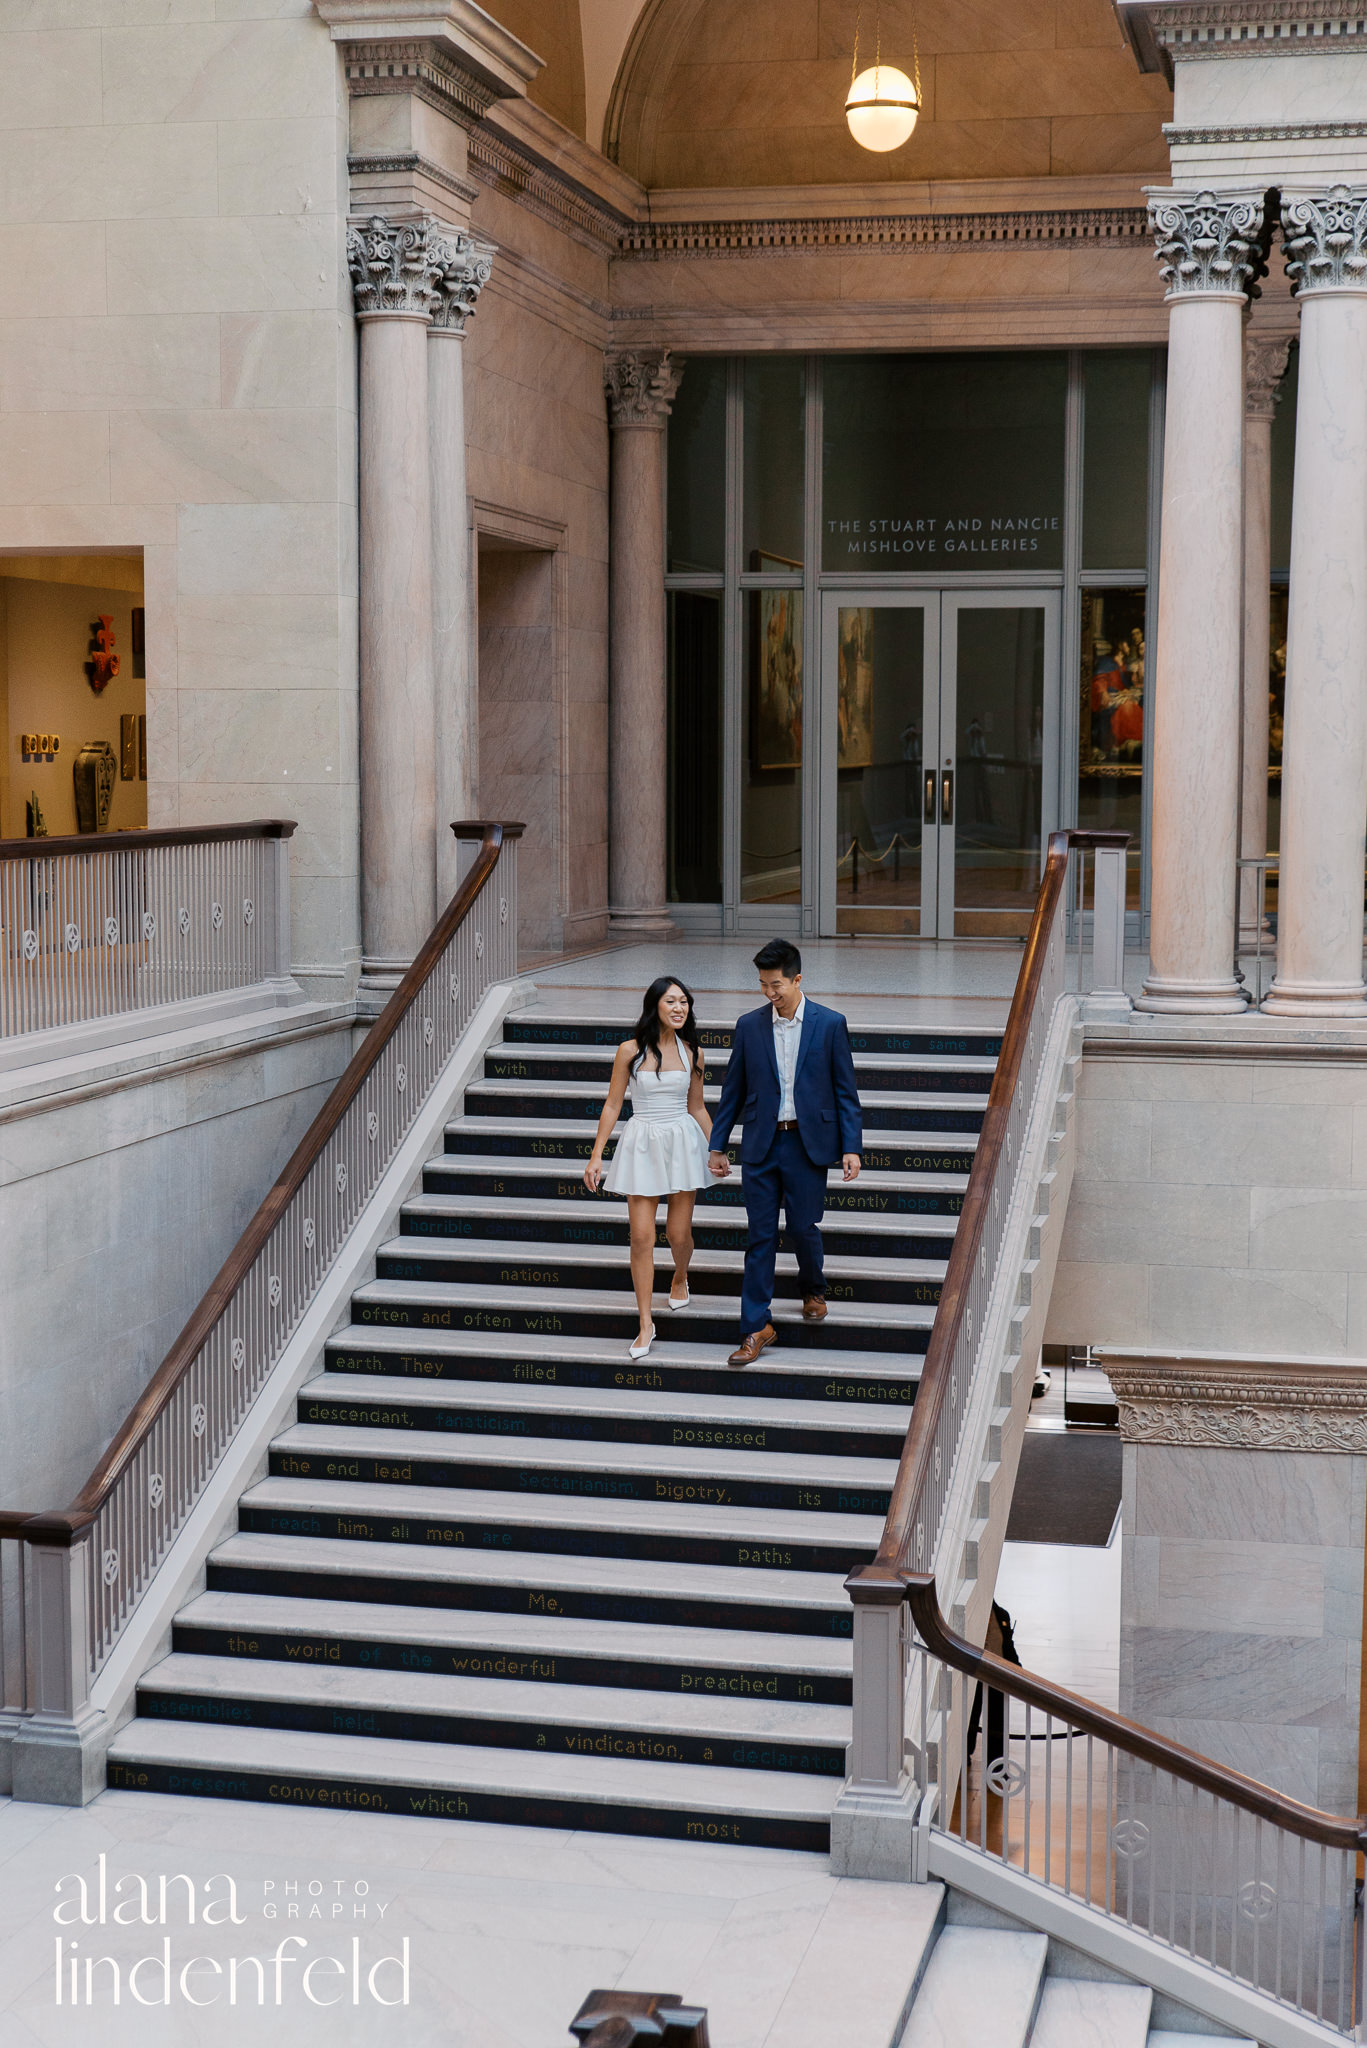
[708, 940, 863, 1369]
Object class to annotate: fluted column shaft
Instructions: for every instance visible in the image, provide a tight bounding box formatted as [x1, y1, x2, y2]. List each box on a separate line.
[428, 232, 493, 907]
[605, 350, 682, 940]
[1265, 187, 1367, 1016]
[1138, 191, 1268, 1016]
[1238, 335, 1292, 946]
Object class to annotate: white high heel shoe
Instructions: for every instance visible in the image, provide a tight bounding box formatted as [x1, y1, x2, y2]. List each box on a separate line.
[628, 1324, 656, 1359]
[668, 1283, 690, 1311]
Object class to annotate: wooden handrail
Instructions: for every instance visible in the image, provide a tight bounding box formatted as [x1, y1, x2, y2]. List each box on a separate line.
[0, 820, 297, 859]
[907, 1576, 1367, 1855]
[8, 820, 523, 1547]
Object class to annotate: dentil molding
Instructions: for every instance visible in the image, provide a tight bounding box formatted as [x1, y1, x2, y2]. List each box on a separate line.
[1120, 1, 1367, 72]
[346, 215, 493, 325]
[1147, 187, 1270, 295]
[1106, 1355, 1367, 1451]
[604, 349, 683, 428]
[1282, 183, 1367, 292]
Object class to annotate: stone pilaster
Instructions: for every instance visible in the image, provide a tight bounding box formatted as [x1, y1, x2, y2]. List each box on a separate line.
[1238, 331, 1292, 949]
[604, 349, 683, 940]
[1265, 186, 1367, 1015]
[1137, 190, 1269, 1016]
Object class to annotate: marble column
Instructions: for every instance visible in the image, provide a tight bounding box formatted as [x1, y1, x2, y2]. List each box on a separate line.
[1237, 334, 1292, 948]
[1264, 187, 1367, 1017]
[604, 349, 682, 941]
[428, 229, 494, 908]
[347, 216, 443, 985]
[1136, 191, 1268, 1016]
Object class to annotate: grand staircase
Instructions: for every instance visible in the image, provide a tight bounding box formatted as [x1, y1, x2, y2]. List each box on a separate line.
[107, 1004, 1001, 1850]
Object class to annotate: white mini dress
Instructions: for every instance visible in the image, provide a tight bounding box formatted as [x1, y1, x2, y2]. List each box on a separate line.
[603, 1060, 710, 1198]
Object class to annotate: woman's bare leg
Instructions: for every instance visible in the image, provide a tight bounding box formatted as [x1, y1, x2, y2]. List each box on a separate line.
[627, 1195, 658, 1344]
[665, 1191, 695, 1302]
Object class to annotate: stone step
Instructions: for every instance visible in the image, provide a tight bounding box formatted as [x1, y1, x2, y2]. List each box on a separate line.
[903, 1928, 1047, 2048]
[441, 1118, 978, 1176]
[104, 1720, 839, 1852]
[236, 1475, 880, 1575]
[1030, 1978, 1152, 2047]
[137, 1654, 850, 1775]
[208, 1527, 857, 1637]
[323, 1325, 921, 1404]
[268, 1421, 897, 1517]
[483, 1043, 997, 1094]
[504, 1015, 1004, 1059]
[1146, 2037, 1256, 2048]
[421, 1155, 971, 1217]
[461, 1081, 987, 1134]
[174, 1585, 855, 1702]
[400, 1190, 959, 1260]
[299, 1371, 910, 1459]
[348, 1277, 934, 1353]
[373, 1236, 947, 1309]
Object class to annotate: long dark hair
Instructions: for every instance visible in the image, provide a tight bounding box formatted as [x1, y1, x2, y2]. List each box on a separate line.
[631, 975, 702, 1076]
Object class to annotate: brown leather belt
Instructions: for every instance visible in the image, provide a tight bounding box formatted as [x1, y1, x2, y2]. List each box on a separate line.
[776, 1118, 799, 1131]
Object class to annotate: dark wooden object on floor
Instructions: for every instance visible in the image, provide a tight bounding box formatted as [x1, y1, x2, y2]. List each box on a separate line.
[570, 1989, 710, 2047]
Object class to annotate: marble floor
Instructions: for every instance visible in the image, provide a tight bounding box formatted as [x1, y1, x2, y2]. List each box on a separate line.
[0, 1792, 934, 2048]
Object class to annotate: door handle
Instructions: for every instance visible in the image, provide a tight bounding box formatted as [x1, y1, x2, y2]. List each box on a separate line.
[941, 769, 954, 825]
[923, 771, 937, 825]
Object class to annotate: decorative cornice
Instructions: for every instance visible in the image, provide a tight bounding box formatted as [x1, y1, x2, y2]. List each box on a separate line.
[313, 0, 542, 102]
[1166, 119, 1367, 145]
[1107, 1356, 1367, 1451]
[347, 150, 477, 206]
[1246, 332, 1294, 416]
[345, 213, 493, 324]
[1282, 183, 1367, 293]
[1143, 1, 1367, 59]
[604, 349, 682, 428]
[340, 38, 498, 129]
[620, 206, 1150, 259]
[1147, 188, 1269, 297]
[430, 225, 494, 331]
[468, 124, 629, 252]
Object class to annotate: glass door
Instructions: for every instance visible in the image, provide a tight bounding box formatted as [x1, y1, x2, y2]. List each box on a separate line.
[820, 590, 1059, 936]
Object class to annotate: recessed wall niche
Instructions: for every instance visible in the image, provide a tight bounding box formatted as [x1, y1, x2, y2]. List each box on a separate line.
[0, 553, 146, 840]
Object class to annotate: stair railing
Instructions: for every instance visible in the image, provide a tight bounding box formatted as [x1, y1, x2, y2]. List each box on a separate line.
[0, 822, 521, 1756]
[846, 826, 1367, 2038]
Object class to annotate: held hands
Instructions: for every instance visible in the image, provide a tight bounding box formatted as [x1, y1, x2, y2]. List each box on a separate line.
[842, 1153, 861, 1182]
[708, 1151, 732, 1179]
[583, 1157, 605, 1192]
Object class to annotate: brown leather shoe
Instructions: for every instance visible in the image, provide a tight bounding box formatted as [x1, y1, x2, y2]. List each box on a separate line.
[728, 1324, 776, 1369]
[802, 1293, 828, 1322]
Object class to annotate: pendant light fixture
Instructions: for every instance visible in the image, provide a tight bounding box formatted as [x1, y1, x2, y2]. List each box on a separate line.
[845, 3, 921, 154]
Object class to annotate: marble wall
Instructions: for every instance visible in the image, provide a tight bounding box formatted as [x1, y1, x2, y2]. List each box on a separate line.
[0, 0, 360, 998]
[1048, 1049, 1367, 1355]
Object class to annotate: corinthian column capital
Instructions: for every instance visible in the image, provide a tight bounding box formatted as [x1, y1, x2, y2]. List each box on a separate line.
[429, 226, 495, 334]
[346, 214, 447, 321]
[1245, 333, 1293, 422]
[1147, 188, 1269, 301]
[604, 349, 683, 429]
[1282, 185, 1367, 297]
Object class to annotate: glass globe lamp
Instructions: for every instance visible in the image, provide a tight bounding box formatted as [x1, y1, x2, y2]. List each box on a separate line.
[845, 64, 919, 152]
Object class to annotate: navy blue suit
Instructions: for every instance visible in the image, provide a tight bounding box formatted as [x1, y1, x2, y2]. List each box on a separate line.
[709, 1000, 863, 1336]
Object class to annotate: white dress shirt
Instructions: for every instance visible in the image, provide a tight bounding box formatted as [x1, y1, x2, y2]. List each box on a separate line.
[773, 995, 806, 1123]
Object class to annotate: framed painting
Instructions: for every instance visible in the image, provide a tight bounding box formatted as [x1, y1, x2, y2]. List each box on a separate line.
[752, 588, 803, 771]
[837, 606, 874, 770]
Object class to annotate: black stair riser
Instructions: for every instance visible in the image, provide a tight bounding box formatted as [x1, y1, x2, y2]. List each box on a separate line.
[325, 1345, 919, 1405]
[375, 1251, 943, 1310]
[178, 1617, 853, 1704]
[400, 1211, 954, 1263]
[424, 1166, 968, 1217]
[484, 1053, 989, 1096]
[135, 1688, 846, 1777]
[464, 1090, 985, 1135]
[106, 1755, 830, 1853]
[298, 1394, 904, 1462]
[206, 1552, 853, 1639]
[503, 1018, 1002, 1059]
[236, 1503, 870, 1575]
[441, 1130, 976, 1175]
[351, 1298, 925, 1354]
[269, 1448, 892, 1518]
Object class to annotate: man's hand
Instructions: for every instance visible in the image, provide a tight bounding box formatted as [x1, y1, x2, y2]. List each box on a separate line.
[708, 1150, 732, 1179]
[842, 1153, 861, 1182]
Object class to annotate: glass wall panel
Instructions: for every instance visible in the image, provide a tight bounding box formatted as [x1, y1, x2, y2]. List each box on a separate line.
[1082, 352, 1151, 570]
[742, 589, 802, 902]
[821, 352, 1067, 572]
[667, 357, 726, 573]
[835, 606, 926, 935]
[953, 606, 1046, 933]
[667, 591, 722, 902]
[1078, 588, 1146, 908]
[743, 356, 805, 568]
[1270, 343, 1298, 575]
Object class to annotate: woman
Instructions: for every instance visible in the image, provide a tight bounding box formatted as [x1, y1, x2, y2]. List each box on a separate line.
[583, 977, 712, 1359]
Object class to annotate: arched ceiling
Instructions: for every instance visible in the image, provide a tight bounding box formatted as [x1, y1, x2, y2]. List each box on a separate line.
[592, 0, 1171, 189]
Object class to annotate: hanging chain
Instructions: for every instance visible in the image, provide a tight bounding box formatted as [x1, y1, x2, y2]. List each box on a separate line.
[851, 2, 862, 87]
